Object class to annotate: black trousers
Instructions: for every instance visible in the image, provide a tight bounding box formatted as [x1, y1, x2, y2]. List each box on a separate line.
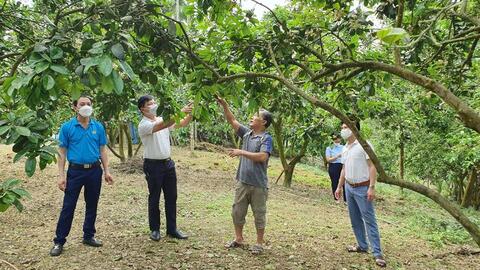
[143, 159, 177, 233]
[328, 163, 346, 201]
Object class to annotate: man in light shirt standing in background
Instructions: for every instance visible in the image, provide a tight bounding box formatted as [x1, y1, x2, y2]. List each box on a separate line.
[137, 95, 193, 241]
[335, 121, 386, 268]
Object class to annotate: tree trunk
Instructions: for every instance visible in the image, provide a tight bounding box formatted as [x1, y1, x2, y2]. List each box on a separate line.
[462, 168, 478, 208]
[118, 124, 126, 162]
[283, 165, 294, 187]
[399, 134, 405, 195]
[108, 127, 116, 148]
[134, 142, 142, 157]
[122, 123, 133, 159]
[190, 121, 195, 152]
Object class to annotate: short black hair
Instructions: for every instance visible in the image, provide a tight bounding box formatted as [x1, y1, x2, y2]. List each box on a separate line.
[260, 109, 273, 128]
[331, 134, 341, 140]
[342, 120, 361, 131]
[72, 95, 93, 107]
[137, 95, 154, 110]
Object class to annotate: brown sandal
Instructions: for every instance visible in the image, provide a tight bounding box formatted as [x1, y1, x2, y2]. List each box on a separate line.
[346, 245, 368, 253]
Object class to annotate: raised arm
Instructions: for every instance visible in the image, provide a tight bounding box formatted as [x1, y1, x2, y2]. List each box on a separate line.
[152, 118, 176, 133]
[174, 103, 194, 129]
[216, 97, 240, 132]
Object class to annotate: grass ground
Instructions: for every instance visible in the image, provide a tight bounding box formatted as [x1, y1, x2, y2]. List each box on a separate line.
[1, 144, 480, 270]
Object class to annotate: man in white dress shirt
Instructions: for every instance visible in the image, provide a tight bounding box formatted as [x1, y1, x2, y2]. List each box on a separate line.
[137, 95, 193, 241]
[335, 121, 386, 268]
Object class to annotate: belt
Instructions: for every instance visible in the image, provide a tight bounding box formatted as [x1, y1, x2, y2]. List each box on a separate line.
[346, 180, 370, 188]
[69, 161, 101, 170]
[144, 158, 171, 163]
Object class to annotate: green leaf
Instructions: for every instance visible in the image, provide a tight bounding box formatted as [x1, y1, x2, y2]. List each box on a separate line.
[25, 157, 37, 177]
[0, 125, 10, 136]
[2, 178, 20, 189]
[14, 126, 31, 137]
[88, 46, 104, 55]
[119, 60, 135, 80]
[0, 203, 9, 212]
[98, 55, 113, 76]
[168, 21, 176, 35]
[50, 65, 70, 75]
[377, 27, 409, 44]
[101, 75, 114, 94]
[35, 61, 50, 73]
[71, 82, 83, 100]
[12, 200, 24, 212]
[111, 70, 124, 94]
[11, 188, 31, 199]
[50, 47, 63, 59]
[13, 148, 28, 163]
[34, 44, 48, 52]
[42, 75, 55, 90]
[80, 57, 100, 73]
[1, 193, 15, 204]
[111, 43, 125, 60]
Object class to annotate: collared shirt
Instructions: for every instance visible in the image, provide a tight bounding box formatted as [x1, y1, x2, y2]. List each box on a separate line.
[341, 140, 373, 183]
[326, 144, 344, 164]
[236, 124, 273, 188]
[58, 117, 107, 164]
[138, 116, 173, 160]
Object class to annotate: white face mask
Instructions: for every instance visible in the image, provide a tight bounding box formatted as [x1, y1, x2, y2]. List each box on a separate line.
[334, 142, 340, 146]
[340, 128, 352, 140]
[148, 104, 158, 115]
[78, 105, 93, 117]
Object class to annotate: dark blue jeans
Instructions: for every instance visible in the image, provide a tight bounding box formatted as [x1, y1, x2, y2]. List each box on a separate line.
[328, 163, 346, 201]
[143, 159, 177, 233]
[54, 166, 102, 245]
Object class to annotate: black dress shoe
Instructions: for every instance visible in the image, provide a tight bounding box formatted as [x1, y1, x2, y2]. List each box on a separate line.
[50, 244, 63, 256]
[150, 231, 161, 241]
[167, 230, 188, 240]
[82, 238, 103, 247]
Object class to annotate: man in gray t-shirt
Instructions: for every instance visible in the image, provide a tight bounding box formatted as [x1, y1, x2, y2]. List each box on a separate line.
[217, 97, 273, 255]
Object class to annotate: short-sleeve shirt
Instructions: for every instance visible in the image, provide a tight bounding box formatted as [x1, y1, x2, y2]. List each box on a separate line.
[138, 116, 172, 159]
[341, 140, 373, 183]
[58, 117, 107, 164]
[236, 124, 273, 188]
[326, 144, 344, 164]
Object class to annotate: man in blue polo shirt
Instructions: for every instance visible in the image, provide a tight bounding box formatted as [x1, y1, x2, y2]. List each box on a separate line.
[50, 95, 113, 256]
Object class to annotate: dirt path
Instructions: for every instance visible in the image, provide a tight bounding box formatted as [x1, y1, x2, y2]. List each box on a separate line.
[1, 145, 479, 269]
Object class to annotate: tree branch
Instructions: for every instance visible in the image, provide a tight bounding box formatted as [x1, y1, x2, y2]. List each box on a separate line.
[268, 42, 284, 77]
[156, 12, 192, 52]
[9, 46, 33, 77]
[251, 0, 288, 32]
[0, 52, 21, 61]
[461, 37, 479, 69]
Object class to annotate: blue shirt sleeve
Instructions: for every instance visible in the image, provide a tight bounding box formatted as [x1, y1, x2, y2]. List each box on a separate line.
[97, 122, 107, 146]
[237, 124, 250, 138]
[58, 123, 69, 148]
[260, 135, 273, 155]
[325, 147, 331, 157]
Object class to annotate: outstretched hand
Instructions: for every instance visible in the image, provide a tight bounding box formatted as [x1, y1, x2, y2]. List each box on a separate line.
[181, 102, 193, 114]
[228, 149, 243, 157]
[215, 95, 228, 107]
